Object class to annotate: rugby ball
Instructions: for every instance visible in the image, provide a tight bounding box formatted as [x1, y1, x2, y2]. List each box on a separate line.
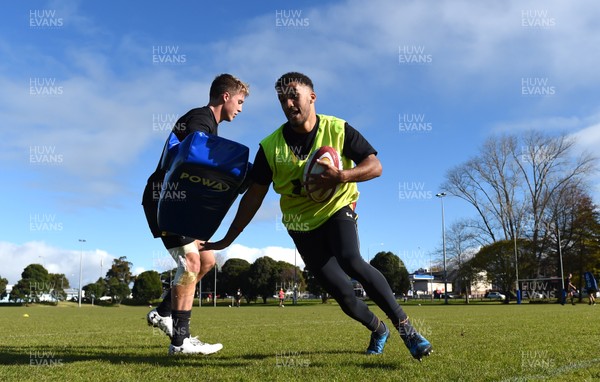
[303, 146, 342, 203]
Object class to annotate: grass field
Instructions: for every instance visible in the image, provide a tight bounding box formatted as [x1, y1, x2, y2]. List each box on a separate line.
[1, 300, 599, 382]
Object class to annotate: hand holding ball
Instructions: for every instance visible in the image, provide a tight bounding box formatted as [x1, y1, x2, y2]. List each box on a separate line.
[303, 146, 342, 203]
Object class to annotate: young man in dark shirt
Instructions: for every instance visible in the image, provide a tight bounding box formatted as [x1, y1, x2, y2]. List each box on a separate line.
[202, 72, 432, 360]
[142, 73, 249, 355]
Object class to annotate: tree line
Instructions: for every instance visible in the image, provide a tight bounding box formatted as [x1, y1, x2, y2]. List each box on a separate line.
[440, 131, 600, 300]
[1, 251, 412, 305]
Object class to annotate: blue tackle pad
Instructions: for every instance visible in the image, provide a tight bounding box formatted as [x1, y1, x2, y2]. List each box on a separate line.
[584, 271, 598, 291]
[157, 131, 252, 240]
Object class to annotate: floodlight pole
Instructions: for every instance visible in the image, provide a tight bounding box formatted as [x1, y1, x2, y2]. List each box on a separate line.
[78, 239, 86, 308]
[514, 233, 521, 304]
[293, 247, 298, 305]
[436, 193, 448, 305]
[430, 252, 433, 301]
[214, 264, 217, 307]
[557, 222, 565, 304]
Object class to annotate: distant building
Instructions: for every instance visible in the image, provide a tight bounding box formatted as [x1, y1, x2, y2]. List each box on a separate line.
[409, 272, 452, 297]
[64, 288, 81, 301]
[467, 271, 493, 297]
[0, 285, 13, 303]
[409, 270, 493, 298]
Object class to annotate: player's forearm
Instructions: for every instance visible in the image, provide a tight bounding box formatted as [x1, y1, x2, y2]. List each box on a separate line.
[340, 154, 382, 183]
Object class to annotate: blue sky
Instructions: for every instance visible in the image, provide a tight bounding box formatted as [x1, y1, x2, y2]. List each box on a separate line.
[1, 0, 599, 286]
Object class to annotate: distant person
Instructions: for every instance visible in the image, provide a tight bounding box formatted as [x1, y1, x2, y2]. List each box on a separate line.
[235, 288, 242, 307]
[584, 271, 597, 306]
[201, 72, 432, 360]
[279, 288, 285, 307]
[588, 288, 596, 306]
[565, 273, 577, 305]
[143, 74, 250, 355]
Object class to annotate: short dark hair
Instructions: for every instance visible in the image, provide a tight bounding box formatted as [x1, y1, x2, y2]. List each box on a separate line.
[209, 73, 250, 100]
[275, 72, 314, 92]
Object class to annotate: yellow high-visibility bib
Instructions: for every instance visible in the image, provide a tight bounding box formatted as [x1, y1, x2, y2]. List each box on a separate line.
[261, 115, 359, 231]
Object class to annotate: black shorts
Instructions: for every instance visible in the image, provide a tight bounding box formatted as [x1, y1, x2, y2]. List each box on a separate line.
[160, 234, 195, 249]
[142, 178, 195, 250]
[288, 205, 358, 266]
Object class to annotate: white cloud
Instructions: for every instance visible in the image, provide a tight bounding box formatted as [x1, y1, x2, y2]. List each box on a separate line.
[0, 241, 115, 286]
[571, 121, 600, 188]
[572, 123, 600, 152]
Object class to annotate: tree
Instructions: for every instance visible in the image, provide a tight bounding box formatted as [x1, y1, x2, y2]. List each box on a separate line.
[276, 260, 306, 293]
[0, 276, 8, 299]
[132, 271, 163, 304]
[220, 259, 250, 302]
[443, 135, 521, 244]
[159, 268, 176, 290]
[106, 277, 130, 304]
[83, 278, 107, 303]
[106, 256, 134, 285]
[370, 251, 409, 295]
[11, 264, 50, 303]
[545, 188, 600, 301]
[468, 239, 531, 302]
[443, 131, 597, 280]
[48, 273, 68, 301]
[248, 256, 279, 303]
[516, 132, 596, 277]
[105, 256, 133, 304]
[440, 220, 480, 303]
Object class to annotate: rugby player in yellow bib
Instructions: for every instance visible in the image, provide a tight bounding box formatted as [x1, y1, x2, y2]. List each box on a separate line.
[202, 72, 432, 360]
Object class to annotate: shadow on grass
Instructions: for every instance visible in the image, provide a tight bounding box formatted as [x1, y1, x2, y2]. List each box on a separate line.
[0, 343, 251, 368]
[0, 344, 408, 370]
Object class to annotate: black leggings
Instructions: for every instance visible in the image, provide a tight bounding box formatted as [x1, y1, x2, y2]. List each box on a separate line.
[289, 206, 407, 331]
